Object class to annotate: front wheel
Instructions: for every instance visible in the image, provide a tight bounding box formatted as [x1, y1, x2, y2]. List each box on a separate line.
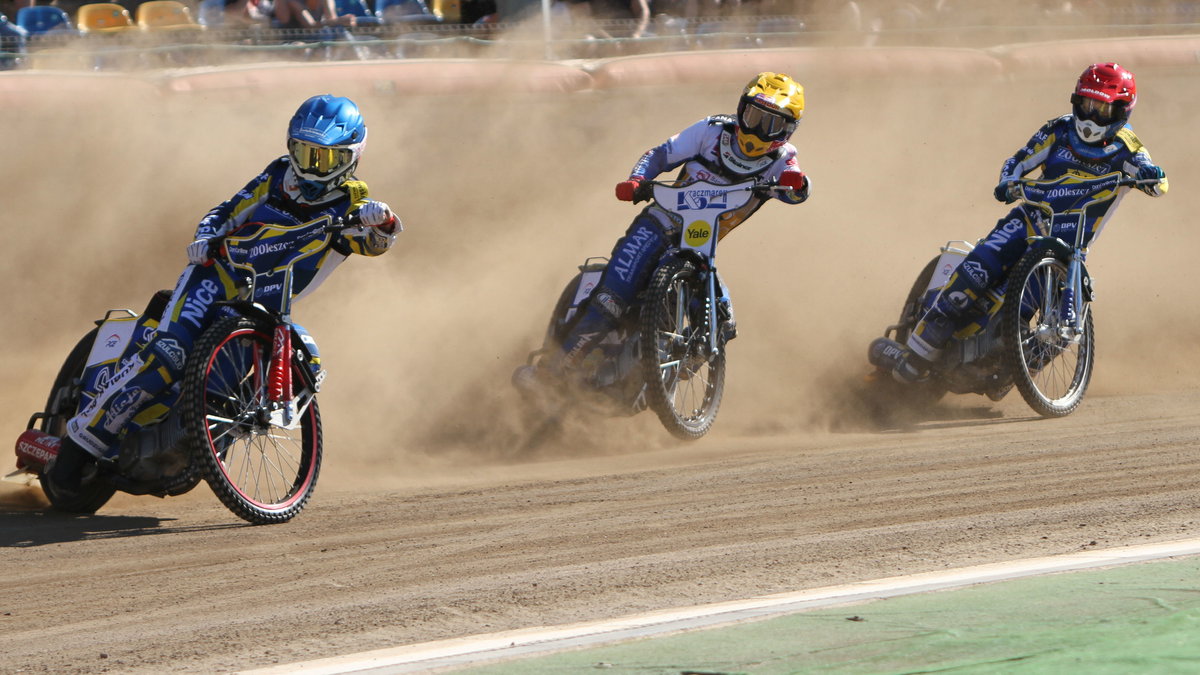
[182, 316, 323, 524]
[1001, 248, 1094, 417]
[639, 258, 725, 440]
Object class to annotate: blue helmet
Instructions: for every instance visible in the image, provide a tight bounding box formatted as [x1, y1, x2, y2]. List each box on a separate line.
[286, 95, 367, 201]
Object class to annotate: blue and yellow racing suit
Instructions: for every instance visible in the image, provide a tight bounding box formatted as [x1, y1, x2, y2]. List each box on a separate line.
[907, 115, 1168, 361]
[66, 157, 396, 458]
[559, 115, 809, 369]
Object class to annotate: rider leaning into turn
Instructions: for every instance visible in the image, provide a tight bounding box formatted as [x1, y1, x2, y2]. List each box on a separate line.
[48, 94, 401, 497]
[519, 71, 812, 388]
[878, 62, 1168, 384]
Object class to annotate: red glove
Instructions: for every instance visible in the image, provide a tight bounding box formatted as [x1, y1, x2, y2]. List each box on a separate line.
[778, 171, 807, 192]
[615, 177, 643, 202]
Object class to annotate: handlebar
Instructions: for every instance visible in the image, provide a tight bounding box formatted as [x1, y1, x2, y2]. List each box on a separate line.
[639, 178, 791, 192]
[1006, 173, 1159, 205]
[634, 178, 792, 204]
[1004, 173, 1157, 249]
[204, 212, 367, 262]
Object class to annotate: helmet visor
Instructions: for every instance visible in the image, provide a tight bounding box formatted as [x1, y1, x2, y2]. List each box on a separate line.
[289, 139, 354, 177]
[739, 102, 794, 141]
[1075, 96, 1121, 126]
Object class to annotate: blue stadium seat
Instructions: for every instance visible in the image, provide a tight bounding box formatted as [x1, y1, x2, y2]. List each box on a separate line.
[16, 5, 77, 37]
[376, 0, 441, 24]
[197, 0, 226, 26]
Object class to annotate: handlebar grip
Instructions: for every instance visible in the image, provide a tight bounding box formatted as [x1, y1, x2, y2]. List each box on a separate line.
[203, 236, 226, 266]
[632, 182, 655, 204]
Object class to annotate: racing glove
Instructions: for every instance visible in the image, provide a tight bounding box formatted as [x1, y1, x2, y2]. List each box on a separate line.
[1136, 164, 1168, 197]
[778, 170, 807, 192]
[993, 181, 1017, 204]
[616, 177, 649, 203]
[1137, 164, 1165, 182]
[187, 238, 211, 265]
[358, 200, 398, 232]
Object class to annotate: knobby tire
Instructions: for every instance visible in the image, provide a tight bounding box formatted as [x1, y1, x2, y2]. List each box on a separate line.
[639, 258, 725, 440]
[1001, 248, 1095, 417]
[182, 316, 323, 524]
[38, 328, 119, 514]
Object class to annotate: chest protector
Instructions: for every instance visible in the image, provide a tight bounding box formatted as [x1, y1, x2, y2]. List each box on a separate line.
[698, 120, 778, 179]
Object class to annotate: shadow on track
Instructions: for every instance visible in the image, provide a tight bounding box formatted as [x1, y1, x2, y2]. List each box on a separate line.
[0, 511, 247, 548]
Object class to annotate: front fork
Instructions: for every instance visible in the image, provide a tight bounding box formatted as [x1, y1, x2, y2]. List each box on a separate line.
[706, 270, 720, 356]
[268, 325, 296, 426]
[1058, 255, 1087, 342]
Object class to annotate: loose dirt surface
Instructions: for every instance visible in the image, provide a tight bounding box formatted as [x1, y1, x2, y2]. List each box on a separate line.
[3, 390, 1200, 674]
[3, 57, 1199, 674]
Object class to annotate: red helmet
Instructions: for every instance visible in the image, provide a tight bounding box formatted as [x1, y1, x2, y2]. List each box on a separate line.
[1070, 63, 1136, 144]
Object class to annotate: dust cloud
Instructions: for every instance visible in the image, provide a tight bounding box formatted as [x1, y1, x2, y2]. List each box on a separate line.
[3, 62, 1197, 493]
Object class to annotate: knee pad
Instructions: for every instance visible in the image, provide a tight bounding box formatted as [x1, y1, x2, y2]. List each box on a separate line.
[933, 265, 992, 320]
[589, 285, 628, 322]
[147, 334, 188, 384]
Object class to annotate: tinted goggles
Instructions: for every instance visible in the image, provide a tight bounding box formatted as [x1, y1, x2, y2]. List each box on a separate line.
[289, 139, 353, 176]
[740, 103, 795, 141]
[1074, 96, 1122, 125]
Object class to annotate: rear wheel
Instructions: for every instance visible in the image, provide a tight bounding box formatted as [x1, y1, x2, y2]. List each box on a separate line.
[639, 258, 725, 440]
[895, 256, 940, 343]
[882, 255, 947, 405]
[183, 316, 322, 524]
[37, 329, 119, 514]
[1002, 248, 1094, 417]
[544, 272, 584, 350]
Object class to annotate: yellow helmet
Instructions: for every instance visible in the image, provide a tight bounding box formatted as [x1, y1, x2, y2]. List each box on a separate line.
[735, 72, 804, 157]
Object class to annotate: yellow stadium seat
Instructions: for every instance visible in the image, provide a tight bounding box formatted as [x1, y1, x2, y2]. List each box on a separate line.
[136, 0, 204, 30]
[76, 3, 136, 32]
[430, 0, 460, 22]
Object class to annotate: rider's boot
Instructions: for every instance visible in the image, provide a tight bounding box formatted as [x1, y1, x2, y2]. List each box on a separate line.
[884, 310, 958, 384]
[512, 358, 562, 397]
[517, 295, 618, 397]
[887, 268, 991, 383]
[868, 337, 932, 384]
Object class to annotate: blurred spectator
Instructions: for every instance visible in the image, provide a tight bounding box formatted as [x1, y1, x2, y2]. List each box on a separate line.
[225, 0, 274, 25]
[650, 0, 694, 20]
[494, 0, 539, 22]
[565, 0, 648, 37]
[458, 0, 494, 23]
[0, 0, 33, 20]
[274, 0, 356, 27]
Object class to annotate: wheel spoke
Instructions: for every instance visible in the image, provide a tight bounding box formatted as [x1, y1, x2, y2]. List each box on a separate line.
[640, 261, 726, 439]
[1006, 254, 1093, 417]
[190, 320, 321, 523]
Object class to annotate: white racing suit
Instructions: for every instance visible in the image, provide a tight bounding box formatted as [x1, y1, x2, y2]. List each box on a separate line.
[558, 115, 809, 369]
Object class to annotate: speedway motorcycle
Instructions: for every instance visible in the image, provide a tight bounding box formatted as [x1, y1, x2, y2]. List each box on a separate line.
[869, 172, 1156, 417]
[9, 216, 375, 524]
[516, 179, 785, 440]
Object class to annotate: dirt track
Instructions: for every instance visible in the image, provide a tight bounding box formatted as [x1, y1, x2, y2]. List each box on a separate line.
[3, 58, 1199, 674]
[4, 390, 1200, 673]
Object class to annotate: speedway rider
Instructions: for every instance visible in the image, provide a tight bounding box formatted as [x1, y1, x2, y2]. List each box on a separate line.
[48, 94, 400, 497]
[871, 63, 1168, 384]
[517, 72, 811, 389]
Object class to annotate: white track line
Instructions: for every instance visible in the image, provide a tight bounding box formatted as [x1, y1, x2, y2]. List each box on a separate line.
[239, 538, 1200, 675]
